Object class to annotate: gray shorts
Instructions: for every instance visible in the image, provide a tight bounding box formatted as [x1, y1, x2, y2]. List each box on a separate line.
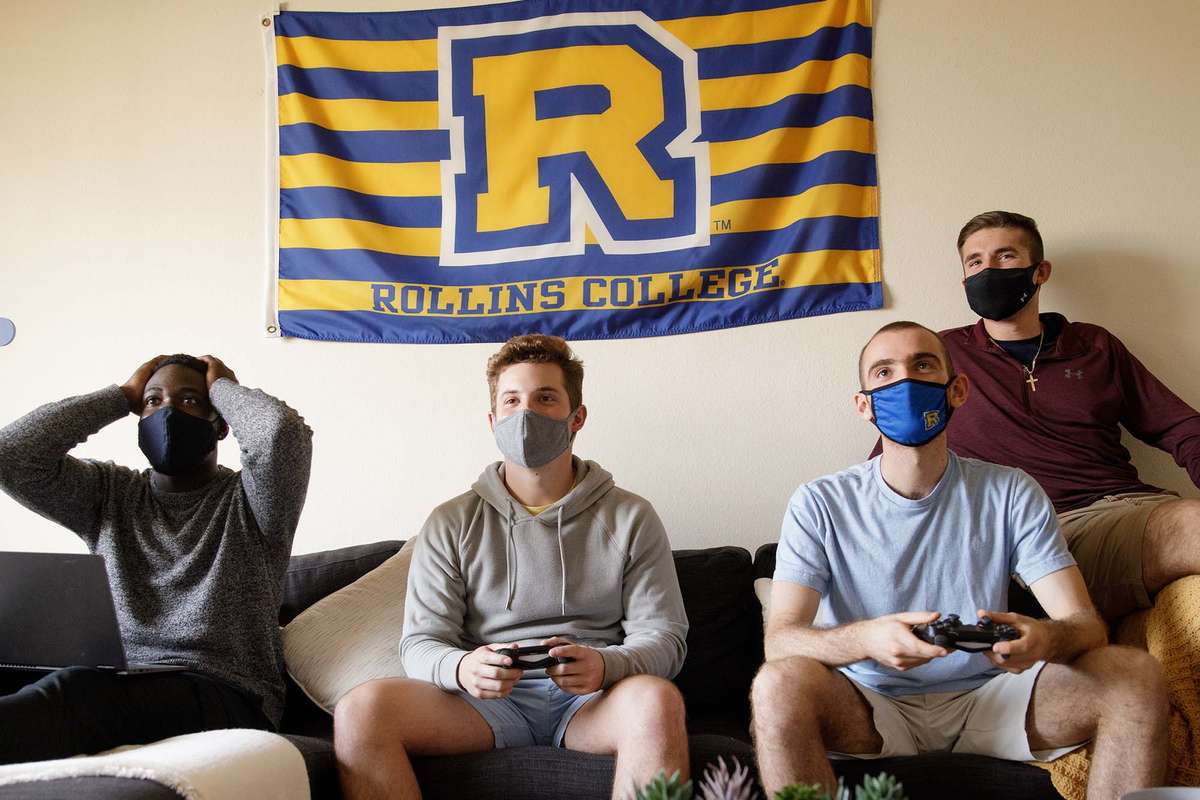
[837, 663, 1085, 762]
[457, 677, 599, 748]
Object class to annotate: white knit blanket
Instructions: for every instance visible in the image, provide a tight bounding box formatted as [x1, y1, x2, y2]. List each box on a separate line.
[0, 729, 310, 800]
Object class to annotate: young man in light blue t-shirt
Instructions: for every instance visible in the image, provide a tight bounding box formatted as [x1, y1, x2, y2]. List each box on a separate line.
[752, 321, 1168, 798]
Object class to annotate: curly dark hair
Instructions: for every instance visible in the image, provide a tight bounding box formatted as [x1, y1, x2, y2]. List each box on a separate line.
[154, 354, 207, 377]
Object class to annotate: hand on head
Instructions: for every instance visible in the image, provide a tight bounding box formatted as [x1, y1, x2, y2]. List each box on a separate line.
[120, 355, 170, 414]
[121, 355, 238, 415]
[197, 355, 237, 389]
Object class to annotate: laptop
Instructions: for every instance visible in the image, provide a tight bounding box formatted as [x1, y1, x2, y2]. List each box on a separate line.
[0, 551, 189, 675]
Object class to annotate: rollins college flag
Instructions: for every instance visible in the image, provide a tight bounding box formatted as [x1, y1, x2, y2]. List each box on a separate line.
[269, 0, 880, 343]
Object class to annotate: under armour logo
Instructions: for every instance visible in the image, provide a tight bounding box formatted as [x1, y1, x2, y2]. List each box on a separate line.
[1064, 369, 1083, 379]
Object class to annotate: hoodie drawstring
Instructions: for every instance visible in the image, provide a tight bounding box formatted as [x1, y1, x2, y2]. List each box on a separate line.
[556, 506, 567, 616]
[501, 502, 566, 615]
[505, 503, 516, 610]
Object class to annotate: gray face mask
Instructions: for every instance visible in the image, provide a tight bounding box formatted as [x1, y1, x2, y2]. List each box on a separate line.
[493, 409, 576, 468]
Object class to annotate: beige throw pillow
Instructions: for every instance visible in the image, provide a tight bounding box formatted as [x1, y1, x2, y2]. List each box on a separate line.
[282, 539, 416, 713]
[754, 577, 773, 622]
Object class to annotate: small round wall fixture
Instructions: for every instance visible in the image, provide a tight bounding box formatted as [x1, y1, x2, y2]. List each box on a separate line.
[0, 317, 14, 347]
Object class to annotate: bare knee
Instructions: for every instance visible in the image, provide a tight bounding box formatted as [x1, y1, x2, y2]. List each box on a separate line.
[1148, 499, 1200, 544]
[1082, 646, 1168, 713]
[1142, 499, 1200, 589]
[1174, 500, 1200, 553]
[612, 675, 686, 735]
[1106, 648, 1167, 703]
[1173, 498, 1200, 527]
[334, 679, 413, 753]
[751, 657, 830, 724]
[753, 657, 829, 702]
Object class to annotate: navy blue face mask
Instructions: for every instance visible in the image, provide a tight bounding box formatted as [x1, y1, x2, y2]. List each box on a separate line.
[138, 407, 219, 476]
[863, 378, 953, 447]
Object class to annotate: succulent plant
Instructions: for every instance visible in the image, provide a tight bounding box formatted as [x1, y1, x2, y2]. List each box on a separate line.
[696, 757, 760, 800]
[772, 781, 848, 800]
[635, 763, 902, 800]
[854, 773, 906, 800]
[635, 769, 694, 800]
[773, 783, 828, 800]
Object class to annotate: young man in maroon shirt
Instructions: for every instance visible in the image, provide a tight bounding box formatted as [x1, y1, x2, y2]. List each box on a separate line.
[938, 210, 1200, 620]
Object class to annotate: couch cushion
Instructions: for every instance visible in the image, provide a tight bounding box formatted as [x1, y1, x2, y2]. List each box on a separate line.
[292, 733, 755, 800]
[414, 747, 615, 800]
[753, 542, 777, 580]
[671, 547, 762, 721]
[286, 735, 341, 800]
[278, 541, 405, 737]
[281, 541, 403, 625]
[290, 732, 1057, 800]
[279, 672, 334, 739]
[686, 713, 753, 740]
[0, 778, 182, 800]
[283, 540, 415, 713]
[835, 754, 1058, 798]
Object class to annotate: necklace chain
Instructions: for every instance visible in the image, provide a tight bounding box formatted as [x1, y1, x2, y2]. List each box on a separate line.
[988, 328, 1045, 392]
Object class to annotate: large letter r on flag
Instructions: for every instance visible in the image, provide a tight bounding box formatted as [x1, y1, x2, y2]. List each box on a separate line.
[437, 12, 710, 266]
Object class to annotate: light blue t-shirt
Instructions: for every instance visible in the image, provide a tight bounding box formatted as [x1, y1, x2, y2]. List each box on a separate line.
[774, 452, 1075, 697]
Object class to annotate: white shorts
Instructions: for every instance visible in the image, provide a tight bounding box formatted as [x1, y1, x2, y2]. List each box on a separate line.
[835, 663, 1085, 762]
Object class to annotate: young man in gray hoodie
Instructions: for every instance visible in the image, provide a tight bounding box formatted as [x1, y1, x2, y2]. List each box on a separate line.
[335, 334, 690, 800]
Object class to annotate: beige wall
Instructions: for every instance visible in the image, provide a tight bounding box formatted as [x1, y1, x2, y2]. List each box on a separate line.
[1, 1, 1197, 556]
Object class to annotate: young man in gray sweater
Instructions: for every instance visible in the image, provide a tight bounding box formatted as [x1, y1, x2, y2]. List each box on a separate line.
[335, 334, 690, 800]
[0, 354, 312, 764]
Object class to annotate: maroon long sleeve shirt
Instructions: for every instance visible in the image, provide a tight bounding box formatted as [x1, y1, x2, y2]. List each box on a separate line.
[938, 314, 1200, 513]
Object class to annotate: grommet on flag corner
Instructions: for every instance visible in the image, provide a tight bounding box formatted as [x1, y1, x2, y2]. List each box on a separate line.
[261, 17, 272, 27]
[267, 324, 278, 335]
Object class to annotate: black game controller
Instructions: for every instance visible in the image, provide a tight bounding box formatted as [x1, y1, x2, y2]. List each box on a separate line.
[495, 645, 575, 670]
[911, 614, 1020, 653]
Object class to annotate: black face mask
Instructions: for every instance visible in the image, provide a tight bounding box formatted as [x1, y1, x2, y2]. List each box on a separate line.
[963, 264, 1040, 321]
[138, 408, 219, 476]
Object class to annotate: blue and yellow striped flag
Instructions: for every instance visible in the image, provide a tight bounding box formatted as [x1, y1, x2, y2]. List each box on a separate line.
[272, 0, 880, 343]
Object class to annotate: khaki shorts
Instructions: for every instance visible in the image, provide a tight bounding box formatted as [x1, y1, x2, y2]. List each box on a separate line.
[836, 664, 1084, 762]
[1058, 492, 1178, 619]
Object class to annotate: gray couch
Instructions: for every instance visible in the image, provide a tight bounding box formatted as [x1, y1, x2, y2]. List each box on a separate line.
[0, 540, 1061, 799]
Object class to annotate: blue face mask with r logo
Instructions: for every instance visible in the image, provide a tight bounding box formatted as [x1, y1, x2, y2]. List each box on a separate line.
[863, 378, 953, 447]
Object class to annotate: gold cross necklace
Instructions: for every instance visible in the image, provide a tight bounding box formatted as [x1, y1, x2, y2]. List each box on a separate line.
[990, 328, 1045, 392]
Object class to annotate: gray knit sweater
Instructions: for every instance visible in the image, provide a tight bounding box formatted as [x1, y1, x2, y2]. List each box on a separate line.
[0, 379, 312, 725]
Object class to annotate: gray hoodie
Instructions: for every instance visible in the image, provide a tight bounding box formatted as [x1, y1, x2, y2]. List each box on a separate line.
[401, 458, 688, 692]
